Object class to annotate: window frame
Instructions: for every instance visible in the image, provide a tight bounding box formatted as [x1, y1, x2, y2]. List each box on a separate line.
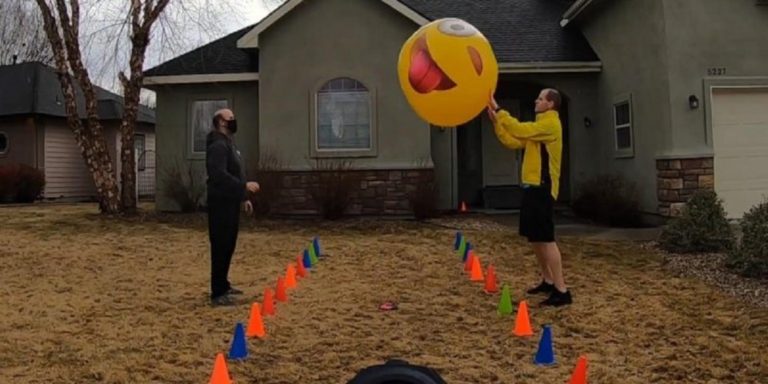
[187, 95, 232, 160]
[613, 93, 634, 158]
[309, 77, 378, 158]
[134, 133, 146, 171]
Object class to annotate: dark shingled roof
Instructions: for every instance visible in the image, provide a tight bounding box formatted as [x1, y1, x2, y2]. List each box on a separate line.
[0, 61, 155, 124]
[144, 0, 597, 77]
[400, 0, 598, 63]
[144, 24, 258, 77]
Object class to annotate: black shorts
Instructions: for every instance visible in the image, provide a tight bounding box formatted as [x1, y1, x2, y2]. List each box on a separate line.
[519, 186, 555, 243]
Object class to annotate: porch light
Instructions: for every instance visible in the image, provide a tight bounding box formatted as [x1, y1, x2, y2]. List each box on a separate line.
[688, 95, 699, 109]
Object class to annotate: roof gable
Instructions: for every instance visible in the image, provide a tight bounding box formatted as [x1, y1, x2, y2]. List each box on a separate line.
[236, 0, 429, 49]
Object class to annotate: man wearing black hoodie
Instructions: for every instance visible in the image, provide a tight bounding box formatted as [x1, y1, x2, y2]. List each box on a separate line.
[206, 108, 260, 306]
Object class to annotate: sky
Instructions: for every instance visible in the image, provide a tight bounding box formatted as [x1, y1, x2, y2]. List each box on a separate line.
[74, 0, 278, 102]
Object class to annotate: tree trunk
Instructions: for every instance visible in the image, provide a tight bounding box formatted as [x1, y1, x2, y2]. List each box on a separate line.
[35, 0, 121, 213]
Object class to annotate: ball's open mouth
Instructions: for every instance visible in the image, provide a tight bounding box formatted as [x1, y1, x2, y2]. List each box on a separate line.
[408, 35, 456, 94]
[408, 35, 485, 94]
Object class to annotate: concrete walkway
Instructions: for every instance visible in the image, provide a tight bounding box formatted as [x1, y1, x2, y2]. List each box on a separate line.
[481, 211, 663, 242]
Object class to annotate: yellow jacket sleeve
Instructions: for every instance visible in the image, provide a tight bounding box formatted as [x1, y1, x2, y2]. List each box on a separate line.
[494, 110, 557, 143]
[493, 116, 526, 149]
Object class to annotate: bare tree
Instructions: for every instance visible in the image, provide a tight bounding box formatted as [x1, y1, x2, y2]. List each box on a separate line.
[34, 0, 170, 214]
[0, 0, 54, 65]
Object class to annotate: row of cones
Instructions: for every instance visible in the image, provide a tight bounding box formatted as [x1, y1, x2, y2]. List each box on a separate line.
[209, 237, 324, 384]
[453, 231, 588, 383]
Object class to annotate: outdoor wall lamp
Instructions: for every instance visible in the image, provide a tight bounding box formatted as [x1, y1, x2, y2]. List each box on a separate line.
[689, 95, 699, 109]
[584, 117, 592, 128]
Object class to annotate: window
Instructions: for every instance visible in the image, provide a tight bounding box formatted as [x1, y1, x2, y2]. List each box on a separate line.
[0, 132, 7, 155]
[613, 96, 634, 157]
[134, 134, 146, 171]
[190, 99, 228, 155]
[315, 78, 371, 151]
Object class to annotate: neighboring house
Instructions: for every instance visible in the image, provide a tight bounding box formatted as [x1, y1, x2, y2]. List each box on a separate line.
[143, 0, 768, 219]
[0, 62, 157, 201]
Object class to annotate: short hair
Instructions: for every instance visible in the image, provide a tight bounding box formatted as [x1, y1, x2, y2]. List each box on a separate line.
[211, 110, 225, 129]
[543, 88, 561, 111]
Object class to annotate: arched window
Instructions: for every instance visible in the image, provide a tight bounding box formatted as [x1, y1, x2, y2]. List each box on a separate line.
[315, 77, 371, 151]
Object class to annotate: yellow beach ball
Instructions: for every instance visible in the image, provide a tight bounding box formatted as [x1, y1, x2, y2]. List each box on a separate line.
[397, 18, 499, 127]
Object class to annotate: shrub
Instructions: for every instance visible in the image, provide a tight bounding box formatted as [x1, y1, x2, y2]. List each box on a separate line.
[246, 150, 286, 217]
[307, 159, 356, 220]
[726, 198, 768, 278]
[160, 160, 204, 213]
[571, 173, 644, 227]
[0, 163, 45, 203]
[658, 189, 735, 253]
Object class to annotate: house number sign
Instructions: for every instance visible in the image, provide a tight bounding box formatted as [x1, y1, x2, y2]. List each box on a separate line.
[707, 67, 727, 76]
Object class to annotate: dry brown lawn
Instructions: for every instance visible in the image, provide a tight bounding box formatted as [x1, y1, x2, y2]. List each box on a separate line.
[1, 203, 767, 383]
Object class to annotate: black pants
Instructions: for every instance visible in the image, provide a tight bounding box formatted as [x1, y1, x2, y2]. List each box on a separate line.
[207, 198, 241, 298]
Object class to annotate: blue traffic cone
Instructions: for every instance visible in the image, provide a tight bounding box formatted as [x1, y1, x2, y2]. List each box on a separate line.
[313, 237, 322, 256]
[454, 232, 462, 250]
[533, 325, 556, 366]
[229, 322, 248, 360]
[303, 249, 313, 269]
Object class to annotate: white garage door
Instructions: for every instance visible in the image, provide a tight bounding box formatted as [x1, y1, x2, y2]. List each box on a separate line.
[712, 87, 768, 219]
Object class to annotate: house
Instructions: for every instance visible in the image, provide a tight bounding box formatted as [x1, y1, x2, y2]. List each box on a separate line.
[0, 61, 157, 201]
[143, 0, 768, 219]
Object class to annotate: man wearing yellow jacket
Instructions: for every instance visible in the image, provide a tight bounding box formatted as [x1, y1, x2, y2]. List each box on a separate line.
[487, 88, 572, 307]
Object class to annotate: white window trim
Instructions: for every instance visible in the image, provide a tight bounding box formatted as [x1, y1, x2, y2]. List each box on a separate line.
[187, 95, 233, 160]
[0, 131, 8, 155]
[613, 93, 634, 158]
[309, 77, 378, 158]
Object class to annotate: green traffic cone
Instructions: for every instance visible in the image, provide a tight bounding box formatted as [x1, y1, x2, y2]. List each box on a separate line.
[497, 284, 513, 317]
[309, 245, 319, 264]
[457, 237, 467, 258]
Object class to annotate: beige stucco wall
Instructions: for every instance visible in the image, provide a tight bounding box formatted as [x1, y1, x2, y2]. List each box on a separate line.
[258, 0, 431, 170]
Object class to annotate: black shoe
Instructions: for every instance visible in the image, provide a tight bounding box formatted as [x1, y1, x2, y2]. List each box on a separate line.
[210, 294, 237, 307]
[526, 280, 555, 295]
[227, 287, 244, 295]
[539, 289, 572, 307]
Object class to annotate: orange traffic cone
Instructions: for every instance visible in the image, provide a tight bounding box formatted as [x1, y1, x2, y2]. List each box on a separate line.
[262, 288, 275, 316]
[296, 255, 308, 278]
[484, 264, 499, 293]
[246, 302, 266, 339]
[285, 263, 297, 289]
[275, 276, 288, 302]
[464, 250, 475, 272]
[569, 355, 588, 384]
[512, 300, 534, 337]
[460, 201, 468, 213]
[470, 254, 484, 282]
[209, 352, 232, 384]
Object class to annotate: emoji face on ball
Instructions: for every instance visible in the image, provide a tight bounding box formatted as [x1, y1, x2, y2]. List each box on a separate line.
[398, 18, 498, 127]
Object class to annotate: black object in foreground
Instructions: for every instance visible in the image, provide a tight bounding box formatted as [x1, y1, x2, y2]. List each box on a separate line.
[347, 359, 448, 384]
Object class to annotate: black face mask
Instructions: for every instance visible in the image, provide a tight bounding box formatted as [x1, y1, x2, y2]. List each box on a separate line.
[227, 119, 238, 133]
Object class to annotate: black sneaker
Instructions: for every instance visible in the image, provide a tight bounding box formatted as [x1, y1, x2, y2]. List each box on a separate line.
[539, 289, 572, 307]
[526, 280, 555, 295]
[227, 287, 244, 295]
[210, 294, 237, 307]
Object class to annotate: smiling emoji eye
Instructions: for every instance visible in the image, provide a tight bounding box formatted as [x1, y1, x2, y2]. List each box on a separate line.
[438, 18, 478, 37]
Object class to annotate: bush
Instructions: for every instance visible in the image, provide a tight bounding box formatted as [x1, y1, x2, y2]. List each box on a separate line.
[308, 159, 356, 220]
[160, 160, 204, 213]
[726, 198, 768, 278]
[246, 150, 286, 217]
[571, 174, 644, 227]
[0, 163, 45, 203]
[658, 189, 735, 253]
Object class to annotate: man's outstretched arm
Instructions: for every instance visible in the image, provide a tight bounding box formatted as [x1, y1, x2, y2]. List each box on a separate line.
[493, 110, 557, 143]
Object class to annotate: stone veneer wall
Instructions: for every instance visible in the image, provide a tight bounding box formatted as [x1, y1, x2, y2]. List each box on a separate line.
[656, 157, 714, 217]
[263, 168, 435, 215]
